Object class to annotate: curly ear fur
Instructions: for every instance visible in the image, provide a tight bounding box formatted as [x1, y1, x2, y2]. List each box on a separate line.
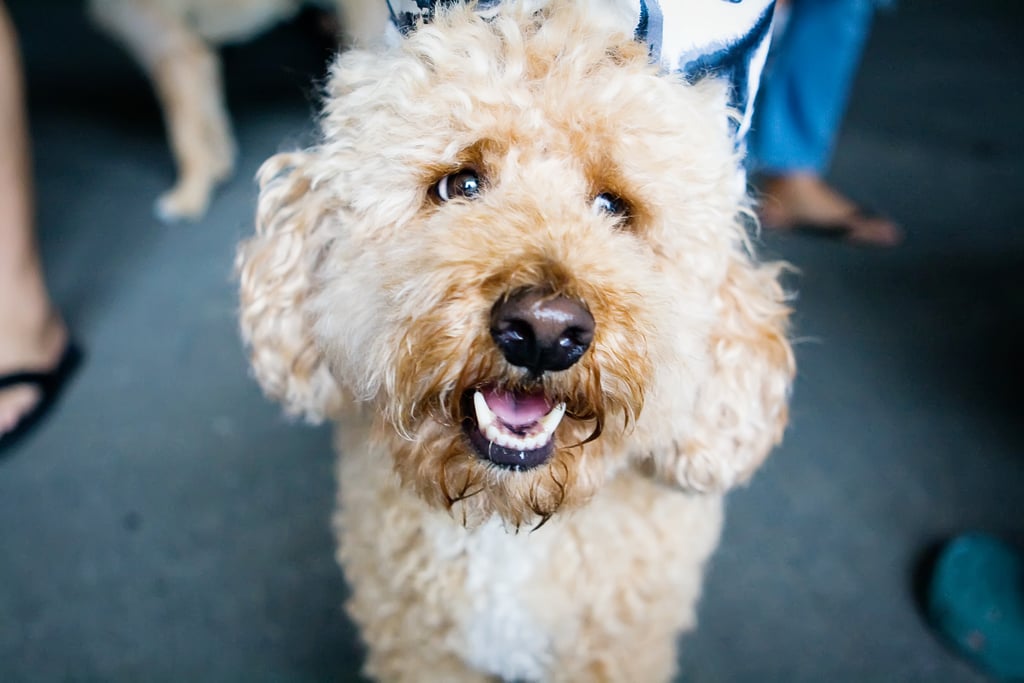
[237, 151, 342, 422]
[641, 238, 794, 493]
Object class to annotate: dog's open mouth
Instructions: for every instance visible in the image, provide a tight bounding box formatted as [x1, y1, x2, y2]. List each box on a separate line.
[462, 386, 566, 471]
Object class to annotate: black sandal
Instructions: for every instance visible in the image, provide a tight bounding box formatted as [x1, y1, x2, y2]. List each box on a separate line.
[0, 341, 83, 457]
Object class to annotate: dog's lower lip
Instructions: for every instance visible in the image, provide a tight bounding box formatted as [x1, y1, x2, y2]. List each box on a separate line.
[463, 420, 554, 470]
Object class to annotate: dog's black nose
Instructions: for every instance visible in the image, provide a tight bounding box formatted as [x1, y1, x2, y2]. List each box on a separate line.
[490, 288, 594, 374]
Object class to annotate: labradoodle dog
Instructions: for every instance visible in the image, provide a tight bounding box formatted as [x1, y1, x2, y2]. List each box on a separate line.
[238, 1, 793, 680]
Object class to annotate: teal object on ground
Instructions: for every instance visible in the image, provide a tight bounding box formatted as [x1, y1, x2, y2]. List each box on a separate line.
[928, 534, 1024, 680]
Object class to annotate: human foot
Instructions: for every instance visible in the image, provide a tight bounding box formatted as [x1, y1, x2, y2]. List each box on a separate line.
[757, 173, 903, 247]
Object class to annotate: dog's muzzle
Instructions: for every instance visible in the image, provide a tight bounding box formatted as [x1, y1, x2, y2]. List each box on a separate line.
[460, 288, 592, 470]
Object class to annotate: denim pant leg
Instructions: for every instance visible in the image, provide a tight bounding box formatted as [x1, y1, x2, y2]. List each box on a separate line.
[748, 0, 876, 175]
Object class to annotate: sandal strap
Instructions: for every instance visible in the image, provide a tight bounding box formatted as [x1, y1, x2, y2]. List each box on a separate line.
[0, 371, 50, 391]
[0, 342, 82, 394]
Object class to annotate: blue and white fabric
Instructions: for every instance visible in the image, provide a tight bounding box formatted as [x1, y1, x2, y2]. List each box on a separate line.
[748, 0, 876, 174]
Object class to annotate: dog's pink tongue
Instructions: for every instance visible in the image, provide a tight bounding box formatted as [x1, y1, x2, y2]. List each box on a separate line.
[483, 387, 551, 427]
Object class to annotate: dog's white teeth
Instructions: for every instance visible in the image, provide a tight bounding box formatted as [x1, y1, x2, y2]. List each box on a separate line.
[538, 403, 567, 436]
[483, 423, 504, 444]
[482, 417, 538, 452]
[473, 391, 496, 430]
[474, 392, 566, 452]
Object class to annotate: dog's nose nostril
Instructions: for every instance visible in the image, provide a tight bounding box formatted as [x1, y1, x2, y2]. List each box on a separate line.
[490, 289, 595, 373]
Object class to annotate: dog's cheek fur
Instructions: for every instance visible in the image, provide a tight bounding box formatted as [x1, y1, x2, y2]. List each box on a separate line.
[687, 252, 794, 490]
[635, 243, 795, 493]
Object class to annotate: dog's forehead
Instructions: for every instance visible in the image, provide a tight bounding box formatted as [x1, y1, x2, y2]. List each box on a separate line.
[322, 2, 738, 210]
[386, 0, 776, 141]
[388, 19, 663, 133]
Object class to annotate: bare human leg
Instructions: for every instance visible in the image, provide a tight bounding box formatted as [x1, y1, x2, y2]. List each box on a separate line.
[0, 1, 69, 439]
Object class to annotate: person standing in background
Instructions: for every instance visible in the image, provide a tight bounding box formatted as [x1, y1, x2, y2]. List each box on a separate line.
[750, 0, 902, 246]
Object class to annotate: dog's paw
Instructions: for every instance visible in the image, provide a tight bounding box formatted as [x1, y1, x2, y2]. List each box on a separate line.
[154, 182, 214, 223]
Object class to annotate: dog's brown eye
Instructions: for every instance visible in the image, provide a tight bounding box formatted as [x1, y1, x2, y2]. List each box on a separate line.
[434, 169, 482, 202]
[592, 192, 629, 219]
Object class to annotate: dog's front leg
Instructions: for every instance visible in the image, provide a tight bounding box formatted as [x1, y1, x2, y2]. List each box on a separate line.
[90, 0, 236, 222]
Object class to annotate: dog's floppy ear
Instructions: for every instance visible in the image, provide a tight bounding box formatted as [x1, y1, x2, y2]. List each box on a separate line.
[647, 245, 794, 492]
[237, 151, 342, 422]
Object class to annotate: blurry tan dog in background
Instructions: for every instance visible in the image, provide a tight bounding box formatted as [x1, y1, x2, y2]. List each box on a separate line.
[237, 1, 794, 680]
[89, 0, 385, 222]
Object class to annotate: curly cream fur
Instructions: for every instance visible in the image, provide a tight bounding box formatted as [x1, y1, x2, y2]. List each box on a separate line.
[238, 2, 793, 680]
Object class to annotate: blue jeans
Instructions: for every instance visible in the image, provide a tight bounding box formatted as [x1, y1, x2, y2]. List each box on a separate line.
[748, 0, 876, 175]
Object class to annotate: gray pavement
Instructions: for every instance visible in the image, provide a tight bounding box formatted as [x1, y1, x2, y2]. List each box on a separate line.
[1, 1, 1021, 681]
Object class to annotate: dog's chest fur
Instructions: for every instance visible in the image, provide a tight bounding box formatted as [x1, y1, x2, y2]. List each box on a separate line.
[335, 430, 728, 680]
[424, 515, 554, 680]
